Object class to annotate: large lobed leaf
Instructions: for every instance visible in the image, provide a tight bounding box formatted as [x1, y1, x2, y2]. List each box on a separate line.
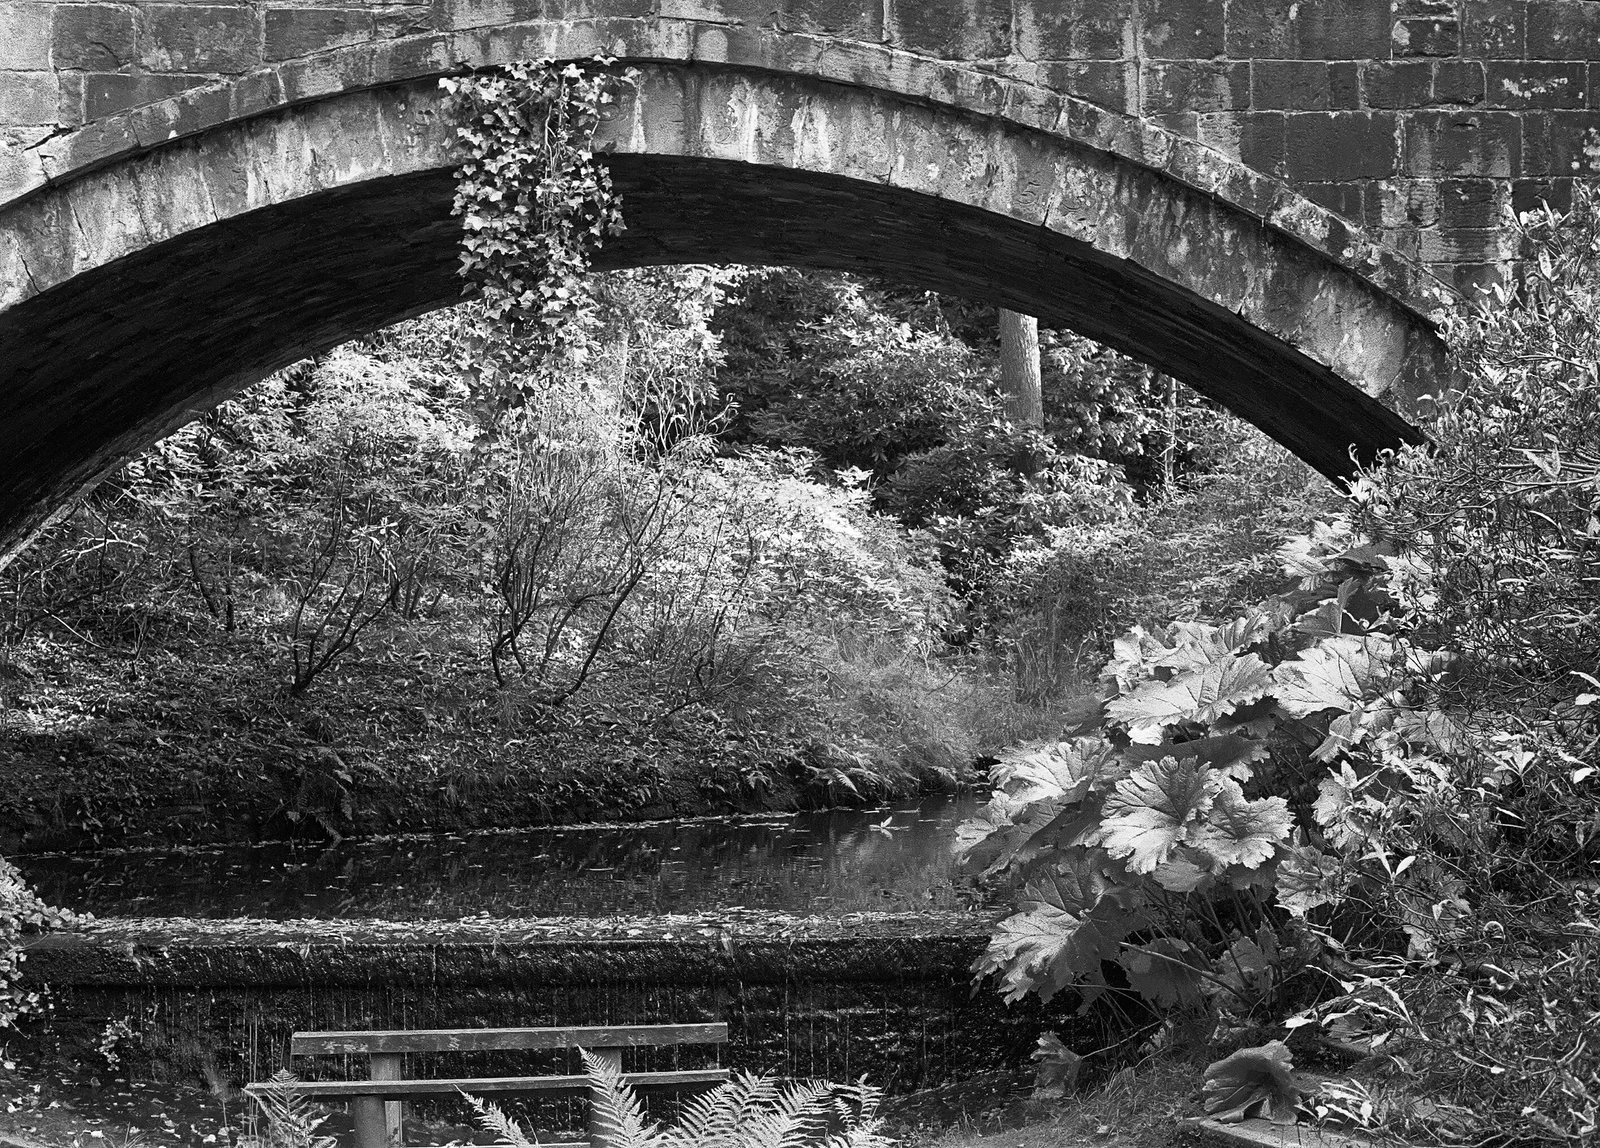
[1203, 1041, 1303, 1125]
[972, 853, 1147, 1005]
[1092, 757, 1224, 874]
[1106, 654, 1275, 743]
[1273, 635, 1392, 718]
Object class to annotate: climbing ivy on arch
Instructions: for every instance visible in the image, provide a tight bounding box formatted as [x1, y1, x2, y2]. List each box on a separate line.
[442, 58, 639, 432]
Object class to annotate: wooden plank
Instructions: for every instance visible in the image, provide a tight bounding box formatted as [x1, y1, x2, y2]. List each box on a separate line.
[245, 1068, 730, 1100]
[292, 1024, 728, 1057]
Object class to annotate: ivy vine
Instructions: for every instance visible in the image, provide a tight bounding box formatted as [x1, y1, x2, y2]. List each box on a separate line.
[442, 58, 639, 431]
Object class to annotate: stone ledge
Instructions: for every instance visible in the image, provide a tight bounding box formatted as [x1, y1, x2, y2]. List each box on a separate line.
[1177, 1116, 1389, 1148]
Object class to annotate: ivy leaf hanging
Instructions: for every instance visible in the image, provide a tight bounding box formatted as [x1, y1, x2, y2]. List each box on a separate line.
[1106, 654, 1275, 743]
[1093, 757, 1223, 874]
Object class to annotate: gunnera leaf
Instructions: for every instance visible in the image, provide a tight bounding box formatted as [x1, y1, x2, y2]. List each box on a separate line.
[971, 855, 1146, 1006]
[1203, 1041, 1303, 1125]
[1192, 781, 1293, 871]
[1105, 654, 1275, 743]
[1272, 636, 1389, 718]
[1093, 757, 1223, 874]
[1123, 733, 1272, 783]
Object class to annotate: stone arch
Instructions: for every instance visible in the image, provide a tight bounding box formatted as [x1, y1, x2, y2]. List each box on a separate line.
[0, 38, 1447, 558]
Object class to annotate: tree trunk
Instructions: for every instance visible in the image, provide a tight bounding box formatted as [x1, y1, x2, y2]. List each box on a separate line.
[998, 309, 1043, 427]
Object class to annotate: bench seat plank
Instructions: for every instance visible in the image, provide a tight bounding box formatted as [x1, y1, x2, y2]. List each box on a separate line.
[246, 1068, 731, 1100]
[292, 1024, 729, 1057]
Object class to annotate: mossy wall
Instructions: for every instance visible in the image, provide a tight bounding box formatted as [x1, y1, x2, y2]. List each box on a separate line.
[22, 915, 1084, 1097]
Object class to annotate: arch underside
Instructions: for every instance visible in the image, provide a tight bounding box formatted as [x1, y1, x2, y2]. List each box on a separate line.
[0, 66, 1439, 558]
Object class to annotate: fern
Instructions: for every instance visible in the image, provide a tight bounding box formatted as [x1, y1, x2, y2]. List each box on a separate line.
[464, 1059, 892, 1148]
[246, 1071, 338, 1148]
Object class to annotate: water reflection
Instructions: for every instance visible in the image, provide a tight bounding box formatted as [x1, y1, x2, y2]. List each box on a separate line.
[18, 798, 989, 920]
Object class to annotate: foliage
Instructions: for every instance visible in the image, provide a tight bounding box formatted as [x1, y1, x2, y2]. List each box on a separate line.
[464, 1051, 893, 1148]
[1202, 1041, 1302, 1124]
[443, 58, 637, 429]
[243, 1071, 338, 1148]
[1, 854, 81, 1030]
[1352, 189, 1600, 721]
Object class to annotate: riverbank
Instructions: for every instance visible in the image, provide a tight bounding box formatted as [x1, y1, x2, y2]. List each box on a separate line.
[0, 635, 979, 855]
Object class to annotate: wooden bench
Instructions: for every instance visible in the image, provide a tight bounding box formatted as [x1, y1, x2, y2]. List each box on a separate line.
[245, 1023, 730, 1148]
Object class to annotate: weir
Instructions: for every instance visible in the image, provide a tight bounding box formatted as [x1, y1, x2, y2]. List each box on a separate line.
[22, 913, 1082, 1097]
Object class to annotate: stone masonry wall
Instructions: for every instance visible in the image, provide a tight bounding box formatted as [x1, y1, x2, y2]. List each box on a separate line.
[2, 2, 1599, 296]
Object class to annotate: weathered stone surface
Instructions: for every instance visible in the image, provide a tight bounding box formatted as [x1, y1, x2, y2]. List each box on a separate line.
[25, 917, 1085, 1093]
[4, 0, 1598, 560]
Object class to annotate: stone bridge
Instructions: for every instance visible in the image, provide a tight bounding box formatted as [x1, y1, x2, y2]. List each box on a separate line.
[2, 1, 1597, 556]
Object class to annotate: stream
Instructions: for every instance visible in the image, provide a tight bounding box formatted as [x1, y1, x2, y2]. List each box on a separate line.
[16, 796, 990, 920]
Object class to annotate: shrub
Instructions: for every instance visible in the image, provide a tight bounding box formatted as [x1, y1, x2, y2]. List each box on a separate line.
[2, 855, 80, 1030]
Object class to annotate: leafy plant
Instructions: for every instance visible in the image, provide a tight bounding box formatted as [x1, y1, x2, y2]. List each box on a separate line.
[463, 1050, 893, 1148]
[1, 854, 82, 1029]
[243, 1070, 338, 1148]
[443, 58, 638, 430]
[1202, 1041, 1302, 1124]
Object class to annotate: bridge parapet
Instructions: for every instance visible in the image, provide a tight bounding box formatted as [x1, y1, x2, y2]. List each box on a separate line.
[3, 0, 1599, 296]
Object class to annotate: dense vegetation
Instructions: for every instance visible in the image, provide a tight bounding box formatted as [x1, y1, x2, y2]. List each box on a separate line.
[22, 57, 1600, 1148]
[965, 191, 1600, 1145]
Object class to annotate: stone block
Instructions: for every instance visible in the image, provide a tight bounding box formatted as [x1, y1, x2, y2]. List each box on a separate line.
[264, 10, 377, 62]
[1329, 62, 1360, 109]
[1363, 61, 1433, 108]
[1433, 61, 1486, 106]
[140, 6, 263, 74]
[1287, 112, 1400, 181]
[1041, 60, 1135, 113]
[1434, 178, 1510, 230]
[52, 4, 137, 70]
[374, 7, 434, 41]
[1419, 226, 1516, 262]
[86, 72, 207, 119]
[0, 140, 46, 205]
[1527, 0, 1600, 61]
[1139, 0, 1223, 59]
[887, 0, 1011, 59]
[1485, 61, 1585, 108]
[1301, 180, 1365, 222]
[1144, 61, 1248, 115]
[0, 70, 56, 125]
[56, 69, 82, 125]
[777, 0, 883, 39]
[1016, 0, 1132, 61]
[0, 2, 51, 71]
[1226, 0, 1392, 61]
[1462, 0, 1525, 58]
[1376, 178, 1439, 227]
[1236, 111, 1287, 178]
[657, 0, 770, 23]
[1404, 110, 1520, 176]
[1520, 110, 1600, 176]
[1392, 17, 1461, 57]
[1252, 60, 1331, 111]
[1512, 175, 1573, 214]
[1394, 0, 1457, 16]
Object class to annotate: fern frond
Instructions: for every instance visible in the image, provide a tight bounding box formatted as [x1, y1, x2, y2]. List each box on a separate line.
[462, 1092, 539, 1148]
[581, 1048, 661, 1148]
[247, 1070, 338, 1148]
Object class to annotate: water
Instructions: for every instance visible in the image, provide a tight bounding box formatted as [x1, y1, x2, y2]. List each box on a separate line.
[17, 797, 989, 920]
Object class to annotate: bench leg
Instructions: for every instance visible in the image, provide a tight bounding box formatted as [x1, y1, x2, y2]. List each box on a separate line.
[588, 1047, 625, 1148]
[353, 1053, 404, 1148]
